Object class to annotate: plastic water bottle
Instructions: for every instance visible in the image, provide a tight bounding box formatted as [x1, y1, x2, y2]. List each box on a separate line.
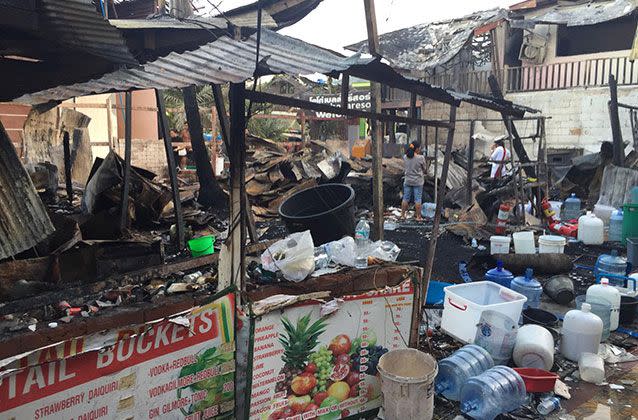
[435, 344, 494, 401]
[460, 366, 527, 420]
[354, 218, 370, 269]
[609, 209, 624, 242]
[562, 193, 581, 221]
[510, 268, 542, 309]
[537, 397, 561, 416]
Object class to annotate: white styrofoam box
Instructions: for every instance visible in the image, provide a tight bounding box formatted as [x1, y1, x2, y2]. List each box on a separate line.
[441, 281, 527, 344]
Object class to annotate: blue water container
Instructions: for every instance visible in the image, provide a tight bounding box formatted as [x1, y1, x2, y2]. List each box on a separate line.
[484, 260, 514, 288]
[510, 268, 543, 309]
[435, 344, 494, 401]
[631, 186, 638, 204]
[562, 193, 581, 221]
[609, 209, 624, 242]
[460, 366, 527, 420]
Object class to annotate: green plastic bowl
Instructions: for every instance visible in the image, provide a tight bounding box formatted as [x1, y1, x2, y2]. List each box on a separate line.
[188, 235, 215, 257]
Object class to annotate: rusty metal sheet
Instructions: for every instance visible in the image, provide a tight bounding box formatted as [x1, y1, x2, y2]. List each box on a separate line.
[0, 122, 55, 260]
[41, 0, 137, 65]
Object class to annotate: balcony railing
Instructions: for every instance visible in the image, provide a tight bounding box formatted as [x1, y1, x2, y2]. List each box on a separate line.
[424, 56, 638, 94]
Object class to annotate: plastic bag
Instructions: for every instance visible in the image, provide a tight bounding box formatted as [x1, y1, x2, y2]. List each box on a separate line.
[362, 240, 401, 262]
[324, 236, 357, 267]
[261, 231, 315, 282]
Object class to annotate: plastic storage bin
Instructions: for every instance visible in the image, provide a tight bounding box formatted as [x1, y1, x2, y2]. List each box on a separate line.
[622, 204, 638, 244]
[490, 236, 511, 255]
[538, 235, 566, 253]
[513, 231, 535, 254]
[442, 281, 527, 344]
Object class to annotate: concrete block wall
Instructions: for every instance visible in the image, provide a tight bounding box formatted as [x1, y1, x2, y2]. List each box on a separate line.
[507, 86, 638, 154]
[421, 85, 638, 156]
[115, 139, 168, 176]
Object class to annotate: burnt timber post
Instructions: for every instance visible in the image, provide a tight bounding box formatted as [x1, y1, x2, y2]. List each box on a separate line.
[156, 89, 185, 249]
[467, 120, 476, 206]
[228, 82, 247, 293]
[422, 105, 457, 304]
[211, 83, 258, 243]
[119, 91, 132, 231]
[364, 0, 384, 241]
[62, 131, 73, 205]
[609, 74, 624, 166]
[182, 85, 226, 207]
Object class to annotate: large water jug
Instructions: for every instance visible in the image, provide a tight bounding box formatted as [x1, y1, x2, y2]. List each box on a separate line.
[510, 268, 542, 309]
[587, 277, 621, 331]
[435, 344, 494, 401]
[560, 303, 603, 361]
[460, 366, 527, 420]
[484, 260, 514, 287]
[594, 249, 627, 280]
[578, 212, 604, 245]
[563, 193, 581, 221]
[609, 210, 624, 242]
[474, 310, 518, 365]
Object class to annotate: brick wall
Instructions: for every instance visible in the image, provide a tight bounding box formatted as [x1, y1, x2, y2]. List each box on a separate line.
[115, 139, 168, 176]
[0, 103, 30, 157]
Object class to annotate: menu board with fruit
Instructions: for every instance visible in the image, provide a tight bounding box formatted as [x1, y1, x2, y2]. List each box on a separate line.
[248, 280, 414, 419]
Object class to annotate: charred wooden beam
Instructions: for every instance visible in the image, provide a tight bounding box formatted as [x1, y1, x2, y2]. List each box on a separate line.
[119, 91, 132, 231]
[62, 131, 73, 205]
[183, 85, 226, 208]
[156, 89, 185, 249]
[244, 90, 451, 128]
[609, 74, 625, 166]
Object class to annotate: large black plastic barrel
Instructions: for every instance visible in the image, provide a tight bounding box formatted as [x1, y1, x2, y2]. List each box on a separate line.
[278, 183, 355, 245]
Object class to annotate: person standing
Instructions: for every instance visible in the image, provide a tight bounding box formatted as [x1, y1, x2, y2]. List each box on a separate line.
[490, 138, 510, 179]
[401, 140, 427, 221]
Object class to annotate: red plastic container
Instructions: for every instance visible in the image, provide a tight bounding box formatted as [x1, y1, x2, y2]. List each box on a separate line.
[513, 368, 559, 393]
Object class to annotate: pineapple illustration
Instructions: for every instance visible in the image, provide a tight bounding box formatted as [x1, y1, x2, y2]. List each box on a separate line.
[275, 313, 327, 394]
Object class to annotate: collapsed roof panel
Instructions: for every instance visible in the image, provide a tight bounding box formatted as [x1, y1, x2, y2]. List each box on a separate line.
[0, 123, 55, 260]
[344, 8, 508, 72]
[41, 0, 137, 65]
[222, 0, 324, 30]
[510, 0, 636, 28]
[11, 30, 373, 104]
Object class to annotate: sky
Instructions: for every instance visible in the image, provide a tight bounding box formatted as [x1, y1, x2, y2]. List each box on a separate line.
[195, 0, 515, 53]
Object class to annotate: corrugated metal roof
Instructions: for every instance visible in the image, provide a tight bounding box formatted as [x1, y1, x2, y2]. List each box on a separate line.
[512, 0, 636, 27]
[345, 9, 507, 72]
[14, 29, 374, 104]
[109, 14, 278, 30]
[0, 123, 55, 260]
[41, 0, 137, 65]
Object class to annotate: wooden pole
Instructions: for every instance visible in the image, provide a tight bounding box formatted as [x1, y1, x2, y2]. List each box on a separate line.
[409, 92, 417, 139]
[467, 121, 476, 206]
[609, 74, 624, 166]
[182, 85, 225, 208]
[422, 106, 457, 303]
[364, 0, 384, 240]
[62, 131, 73, 205]
[229, 82, 247, 294]
[488, 75, 536, 178]
[434, 127, 439, 204]
[156, 89, 185, 249]
[119, 92, 132, 231]
[211, 83, 258, 243]
[106, 96, 113, 149]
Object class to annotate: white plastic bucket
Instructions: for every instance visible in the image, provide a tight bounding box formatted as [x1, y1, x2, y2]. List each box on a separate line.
[378, 349, 438, 420]
[490, 235, 511, 255]
[513, 231, 535, 254]
[441, 281, 527, 344]
[538, 235, 566, 254]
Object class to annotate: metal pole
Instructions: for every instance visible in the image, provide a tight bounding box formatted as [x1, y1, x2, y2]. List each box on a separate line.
[119, 91, 132, 231]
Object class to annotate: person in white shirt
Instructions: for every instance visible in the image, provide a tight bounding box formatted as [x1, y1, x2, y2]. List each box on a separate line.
[490, 139, 510, 178]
